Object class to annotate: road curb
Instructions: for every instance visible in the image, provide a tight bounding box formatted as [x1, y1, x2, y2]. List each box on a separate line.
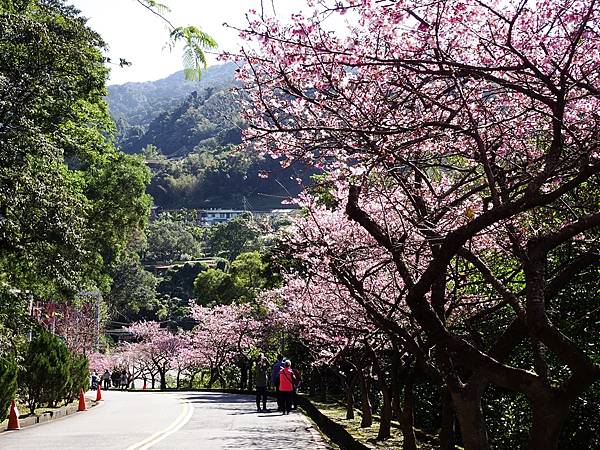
[1, 397, 101, 434]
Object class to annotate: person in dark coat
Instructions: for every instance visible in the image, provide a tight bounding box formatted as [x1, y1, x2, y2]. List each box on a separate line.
[271, 354, 285, 411]
[111, 369, 121, 388]
[102, 370, 111, 390]
[255, 355, 269, 411]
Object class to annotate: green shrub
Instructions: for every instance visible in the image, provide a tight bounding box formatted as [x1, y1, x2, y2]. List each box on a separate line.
[0, 357, 18, 421]
[20, 331, 71, 413]
[66, 352, 90, 403]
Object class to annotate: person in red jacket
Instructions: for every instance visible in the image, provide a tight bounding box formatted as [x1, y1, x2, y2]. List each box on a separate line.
[278, 360, 296, 415]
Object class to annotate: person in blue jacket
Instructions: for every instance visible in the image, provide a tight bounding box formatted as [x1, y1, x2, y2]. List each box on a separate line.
[271, 354, 285, 411]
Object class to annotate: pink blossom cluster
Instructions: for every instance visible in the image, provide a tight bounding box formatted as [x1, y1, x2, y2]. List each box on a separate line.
[227, 2, 600, 444]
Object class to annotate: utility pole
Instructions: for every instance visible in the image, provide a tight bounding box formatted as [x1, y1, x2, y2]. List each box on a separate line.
[27, 291, 33, 341]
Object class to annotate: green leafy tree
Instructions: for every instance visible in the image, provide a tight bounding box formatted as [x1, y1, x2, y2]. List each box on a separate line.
[0, 0, 151, 299]
[0, 287, 33, 355]
[21, 331, 71, 412]
[142, 144, 163, 159]
[0, 357, 17, 421]
[158, 262, 207, 301]
[108, 257, 158, 321]
[229, 251, 268, 302]
[85, 153, 152, 267]
[205, 214, 260, 260]
[66, 352, 90, 403]
[193, 268, 239, 306]
[144, 217, 202, 264]
[192, 252, 271, 306]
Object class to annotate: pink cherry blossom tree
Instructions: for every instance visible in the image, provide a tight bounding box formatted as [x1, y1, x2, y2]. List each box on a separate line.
[232, 1, 600, 448]
[174, 343, 205, 389]
[189, 304, 260, 388]
[88, 352, 115, 374]
[127, 321, 186, 390]
[35, 299, 99, 355]
[278, 193, 436, 445]
[280, 273, 394, 438]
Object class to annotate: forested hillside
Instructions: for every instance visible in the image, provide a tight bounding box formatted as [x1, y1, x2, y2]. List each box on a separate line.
[107, 62, 236, 129]
[118, 87, 242, 156]
[106, 63, 306, 210]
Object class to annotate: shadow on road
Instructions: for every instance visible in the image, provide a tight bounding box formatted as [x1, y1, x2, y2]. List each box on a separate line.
[217, 425, 317, 450]
[149, 392, 327, 450]
[182, 393, 291, 417]
[182, 393, 254, 403]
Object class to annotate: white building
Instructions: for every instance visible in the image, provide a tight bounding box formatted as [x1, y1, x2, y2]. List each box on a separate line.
[197, 208, 296, 226]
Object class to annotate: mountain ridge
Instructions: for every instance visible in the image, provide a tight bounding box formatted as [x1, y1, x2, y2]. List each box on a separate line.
[107, 62, 237, 129]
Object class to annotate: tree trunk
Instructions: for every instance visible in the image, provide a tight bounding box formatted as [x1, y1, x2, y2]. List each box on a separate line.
[439, 388, 456, 450]
[176, 369, 182, 389]
[345, 379, 355, 420]
[308, 369, 316, 396]
[527, 397, 569, 450]
[208, 368, 217, 389]
[359, 373, 373, 428]
[240, 360, 248, 390]
[151, 376, 156, 389]
[377, 383, 392, 440]
[391, 349, 402, 421]
[450, 385, 490, 450]
[399, 375, 417, 450]
[159, 370, 167, 391]
[320, 369, 328, 402]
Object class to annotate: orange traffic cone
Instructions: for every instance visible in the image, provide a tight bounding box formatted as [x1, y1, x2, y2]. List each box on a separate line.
[7, 400, 20, 430]
[78, 388, 87, 411]
[96, 384, 102, 401]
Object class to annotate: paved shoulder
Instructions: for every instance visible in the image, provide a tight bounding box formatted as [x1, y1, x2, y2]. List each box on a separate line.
[0, 391, 329, 450]
[153, 392, 329, 450]
[0, 391, 182, 450]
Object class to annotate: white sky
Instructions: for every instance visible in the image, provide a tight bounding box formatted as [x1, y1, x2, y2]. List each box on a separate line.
[68, 0, 312, 85]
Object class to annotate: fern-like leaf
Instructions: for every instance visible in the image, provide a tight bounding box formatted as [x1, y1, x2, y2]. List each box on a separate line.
[134, 0, 217, 80]
[170, 26, 217, 81]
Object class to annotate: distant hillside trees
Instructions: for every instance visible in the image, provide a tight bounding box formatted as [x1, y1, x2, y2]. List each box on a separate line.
[106, 64, 310, 210]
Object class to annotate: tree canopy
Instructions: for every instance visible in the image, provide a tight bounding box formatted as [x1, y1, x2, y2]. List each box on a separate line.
[229, 1, 600, 448]
[0, 0, 150, 323]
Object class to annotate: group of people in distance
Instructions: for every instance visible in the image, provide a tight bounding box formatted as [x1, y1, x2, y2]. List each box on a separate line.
[255, 354, 302, 415]
[90, 369, 131, 390]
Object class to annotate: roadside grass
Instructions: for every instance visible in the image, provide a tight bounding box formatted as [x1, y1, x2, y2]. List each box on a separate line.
[308, 397, 435, 450]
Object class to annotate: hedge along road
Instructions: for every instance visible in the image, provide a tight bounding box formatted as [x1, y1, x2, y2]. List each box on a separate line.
[0, 391, 329, 449]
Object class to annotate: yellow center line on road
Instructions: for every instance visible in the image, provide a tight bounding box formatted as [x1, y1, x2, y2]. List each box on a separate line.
[124, 396, 194, 450]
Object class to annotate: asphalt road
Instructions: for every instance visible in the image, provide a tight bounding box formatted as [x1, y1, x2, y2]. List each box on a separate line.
[0, 391, 328, 449]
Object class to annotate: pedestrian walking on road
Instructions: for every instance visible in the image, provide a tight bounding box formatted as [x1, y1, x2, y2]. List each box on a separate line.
[102, 370, 111, 390]
[271, 354, 285, 411]
[120, 370, 128, 390]
[279, 360, 296, 415]
[111, 369, 121, 388]
[255, 355, 269, 412]
[91, 372, 98, 390]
